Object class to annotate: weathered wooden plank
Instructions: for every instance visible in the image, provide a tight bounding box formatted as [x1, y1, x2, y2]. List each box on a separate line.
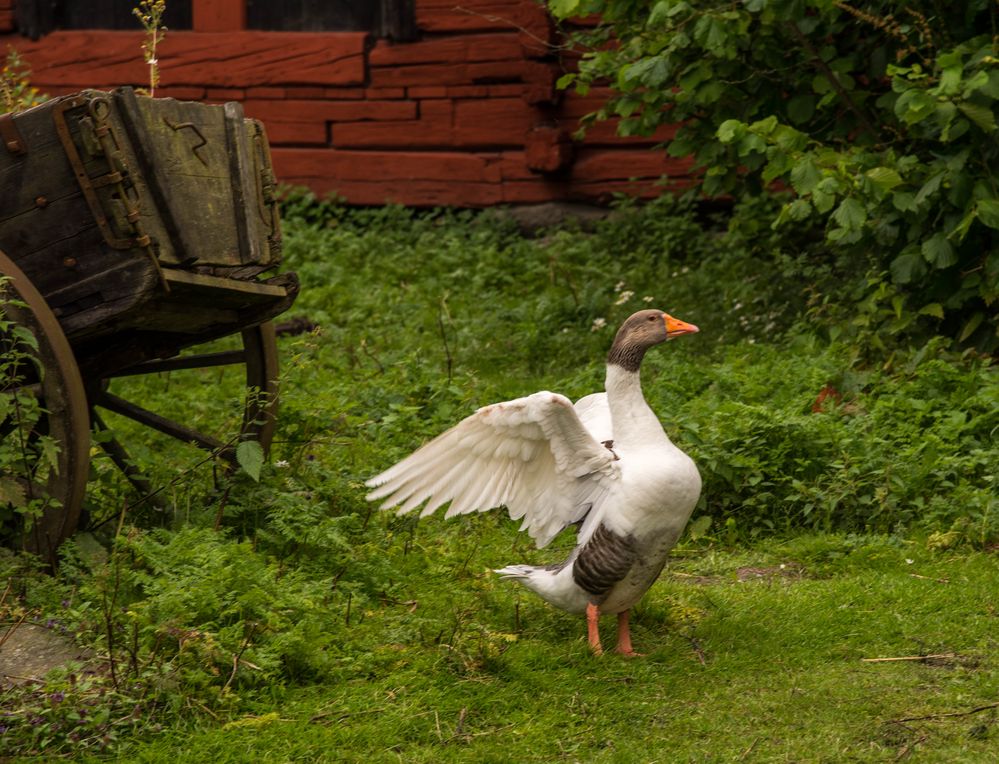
[161, 268, 288, 298]
[240, 99, 418, 144]
[453, 97, 535, 146]
[270, 147, 505, 183]
[10, 31, 368, 89]
[369, 33, 525, 66]
[368, 60, 528, 88]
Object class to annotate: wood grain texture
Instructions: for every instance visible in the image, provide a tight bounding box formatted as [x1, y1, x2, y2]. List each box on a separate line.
[8, 31, 367, 88]
[0, 0, 696, 207]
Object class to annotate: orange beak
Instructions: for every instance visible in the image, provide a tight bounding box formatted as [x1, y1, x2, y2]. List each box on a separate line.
[664, 313, 699, 338]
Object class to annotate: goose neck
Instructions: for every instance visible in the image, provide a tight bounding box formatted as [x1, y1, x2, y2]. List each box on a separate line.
[604, 363, 664, 444]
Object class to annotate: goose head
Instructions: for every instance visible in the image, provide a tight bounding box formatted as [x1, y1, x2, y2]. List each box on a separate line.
[607, 309, 699, 372]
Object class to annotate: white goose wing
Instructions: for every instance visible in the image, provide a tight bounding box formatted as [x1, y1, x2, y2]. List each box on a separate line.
[365, 391, 620, 548]
[573, 392, 613, 446]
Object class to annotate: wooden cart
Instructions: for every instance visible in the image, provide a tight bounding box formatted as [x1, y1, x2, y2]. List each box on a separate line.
[0, 87, 299, 563]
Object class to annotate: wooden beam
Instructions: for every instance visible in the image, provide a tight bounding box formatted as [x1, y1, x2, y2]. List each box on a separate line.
[193, 0, 245, 32]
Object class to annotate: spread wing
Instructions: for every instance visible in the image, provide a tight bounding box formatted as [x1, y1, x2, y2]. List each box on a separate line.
[573, 392, 613, 446]
[365, 391, 620, 548]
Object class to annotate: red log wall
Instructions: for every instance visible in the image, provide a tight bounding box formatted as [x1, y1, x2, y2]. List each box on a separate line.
[0, 0, 692, 207]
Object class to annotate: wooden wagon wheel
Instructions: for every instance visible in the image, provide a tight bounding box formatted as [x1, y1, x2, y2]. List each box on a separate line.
[0, 250, 91, 564]
[89, 323, 280, 501]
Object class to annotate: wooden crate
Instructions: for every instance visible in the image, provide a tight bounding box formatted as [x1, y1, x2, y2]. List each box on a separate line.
[0, 87, 286, 344]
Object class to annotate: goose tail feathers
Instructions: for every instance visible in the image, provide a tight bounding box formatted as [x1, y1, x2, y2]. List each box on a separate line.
[493, 564, 539, 580]
[494, 563, 589, 614]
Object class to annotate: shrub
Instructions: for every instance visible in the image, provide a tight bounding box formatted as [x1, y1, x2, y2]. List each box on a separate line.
[548, 0, 999, 348]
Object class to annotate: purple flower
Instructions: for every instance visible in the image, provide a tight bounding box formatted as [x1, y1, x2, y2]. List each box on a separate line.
[50, 691, 65, 703]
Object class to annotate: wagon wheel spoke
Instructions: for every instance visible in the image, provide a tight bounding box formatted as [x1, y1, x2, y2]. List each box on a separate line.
[1, 249, 91, 565]
[107, 349, 247, 377]
[92, 323, 280, 493]
[94, 390, 227, 454]
[90, 410, 160, 501]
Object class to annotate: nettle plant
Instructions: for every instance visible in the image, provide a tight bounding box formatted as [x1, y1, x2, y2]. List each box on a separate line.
[0, 281, 61, 537]
[549, 0, 999, 347]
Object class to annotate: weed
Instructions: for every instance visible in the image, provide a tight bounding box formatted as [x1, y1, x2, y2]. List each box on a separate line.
[0, 49, 45, 114]
[133, 0, 168, 97]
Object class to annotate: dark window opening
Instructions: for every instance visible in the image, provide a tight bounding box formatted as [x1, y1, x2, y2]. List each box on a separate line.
[247, 0, 416, 40]
[17, 0, 416, 41]
[18, 0, 192, 39]
[58, 1, 193, 31]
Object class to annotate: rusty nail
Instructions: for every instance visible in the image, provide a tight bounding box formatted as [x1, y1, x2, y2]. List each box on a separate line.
[63, 257, 77, 268]
[35, 195, 48, 208]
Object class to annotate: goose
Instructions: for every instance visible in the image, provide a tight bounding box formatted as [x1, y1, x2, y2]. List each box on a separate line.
[365, 309, 701, 656]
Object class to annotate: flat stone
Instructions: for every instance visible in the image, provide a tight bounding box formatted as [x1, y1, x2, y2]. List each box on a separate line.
[0, 623, 94, 687]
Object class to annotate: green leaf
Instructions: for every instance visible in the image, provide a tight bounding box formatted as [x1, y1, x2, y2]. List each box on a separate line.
[959, 312, 984, 343]
[961, 70, 990, 97]
[895, 89, 936, 124]
[950, 208, 976, 242]
[772, 125, 807, 152]
[790, 158, 822, 194]
[0, 476, 25, 508]
[737, 133, 767, 155]
[11, 325, 38, 352]
[555, 73, 576, 90]
[649, 1, 672, 25]
[717, 119, 743, 143]
[812, 188, 836, 214]
[890, 252, 925, 284]
[921, 233, 956, 268]
[957, 101, 996, 132]
[981, 70, 999, 99]
[892, 191, 917, 212]
[832, 197, 866, 230]
[866, 167, 902, 193]
[975, 198, 999, 229]
[548, 0, 582, 19]
[236, 440, 265, 482]
[937, 65, 962, 96]
[39, 437, 60, 471]
[914, 173, 943, 205]
[918, 303, 944, 318]
[749, 115, 778, 136]
[786, 94, 815, 124]
[694, 15, 730, 56]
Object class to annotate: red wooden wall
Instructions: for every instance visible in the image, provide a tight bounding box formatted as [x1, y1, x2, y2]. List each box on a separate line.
[0, 0, 692, 207]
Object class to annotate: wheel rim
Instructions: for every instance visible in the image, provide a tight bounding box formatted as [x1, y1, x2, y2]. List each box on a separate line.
[0, 250, 91, 563]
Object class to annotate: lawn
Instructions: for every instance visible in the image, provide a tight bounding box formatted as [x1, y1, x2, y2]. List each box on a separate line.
[113, 536, 999, 763]
[3, 195, 997, 761]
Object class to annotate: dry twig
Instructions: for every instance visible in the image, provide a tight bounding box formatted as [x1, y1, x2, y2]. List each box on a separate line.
[861, 653, 957, 663]
[889, 702, 999, 724]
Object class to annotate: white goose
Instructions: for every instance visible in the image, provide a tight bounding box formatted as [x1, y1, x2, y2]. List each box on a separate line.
[366, 309, 701, 656]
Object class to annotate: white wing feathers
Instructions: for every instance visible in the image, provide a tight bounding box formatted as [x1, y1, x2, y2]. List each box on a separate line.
[365, 391, 620, 548]
[572, 393, 613, 446]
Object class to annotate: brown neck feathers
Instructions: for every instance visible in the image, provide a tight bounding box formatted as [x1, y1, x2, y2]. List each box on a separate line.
[606, 341, 645, 373]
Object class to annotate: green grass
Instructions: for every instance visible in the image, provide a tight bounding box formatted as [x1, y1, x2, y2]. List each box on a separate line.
[112, 536, 999, 762]
[4, 196, 997, 761]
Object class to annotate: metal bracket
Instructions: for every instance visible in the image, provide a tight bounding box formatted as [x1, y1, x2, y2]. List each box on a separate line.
[52, 93, 169, 291]
[0, 112, 26, 155]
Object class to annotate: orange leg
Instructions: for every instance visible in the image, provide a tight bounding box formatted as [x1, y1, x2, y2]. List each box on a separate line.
[586, 603, 603, 655]
[614, 610, 643, 657]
